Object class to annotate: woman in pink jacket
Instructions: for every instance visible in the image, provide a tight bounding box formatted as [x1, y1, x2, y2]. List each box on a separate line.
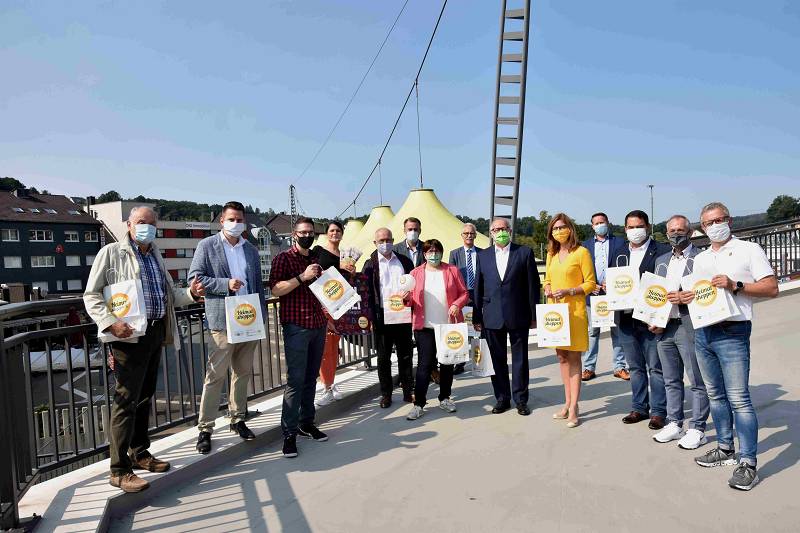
[404, 239, 470, 420]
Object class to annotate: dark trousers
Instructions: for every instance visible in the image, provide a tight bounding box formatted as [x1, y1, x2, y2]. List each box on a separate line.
[617, 318, 667, 417]
[413, 328, 453, 407]
[281, 324, 326, 437]
[485, 327, 530, 406]
[109, 319, 166, 475]
[375, 322, 414, 397]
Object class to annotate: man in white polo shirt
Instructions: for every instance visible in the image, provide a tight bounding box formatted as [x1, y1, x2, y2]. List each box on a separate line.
[687, 202, 778, 491]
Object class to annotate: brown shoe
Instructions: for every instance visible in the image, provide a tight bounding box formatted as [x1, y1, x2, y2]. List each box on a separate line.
[109, 472, 149, 493]
[622, 411, 649, 424]
[581, 370, 596, 381]
[648, 415, 666, 430]
[613, 368, 631, 381]
[131, 454, 170, 473]
[380, 395, 392, 409]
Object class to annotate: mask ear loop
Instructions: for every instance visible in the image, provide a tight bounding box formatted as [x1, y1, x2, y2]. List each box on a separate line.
[655, 263, 668, 277]
[615, 254, 629, 267]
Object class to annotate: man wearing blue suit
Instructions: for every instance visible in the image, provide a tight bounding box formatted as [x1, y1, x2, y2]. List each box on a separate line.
[449, 222, 483, 374]
[581, 212, 629, 381]
[472, 217, 540, 415]
[189, 201, 267, 454]
[616, 210, 671, 430]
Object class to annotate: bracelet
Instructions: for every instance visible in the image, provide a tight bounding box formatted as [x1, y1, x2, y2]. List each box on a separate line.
[295, 275, 303, 285]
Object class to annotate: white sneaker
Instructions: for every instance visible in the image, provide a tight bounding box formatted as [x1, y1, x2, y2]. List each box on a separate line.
[439, 398, 457, 413]
[406, 405, 424, 420]
[653, 421, 685, 443]
[678, 428, 708, 450]
[315, 389, 335, 407]
[331, 384, 344, 401]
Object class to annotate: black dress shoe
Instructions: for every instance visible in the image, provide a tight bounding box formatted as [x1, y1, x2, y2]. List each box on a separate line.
[491, 402, 511, 414]
[380, 395, 392, 409]
[622, 411, 649, 424]
[196, 431, 211, 454]
[516, 404, 531, 416]
[230, 421, 256, 440]
[403, 391, 414, 403]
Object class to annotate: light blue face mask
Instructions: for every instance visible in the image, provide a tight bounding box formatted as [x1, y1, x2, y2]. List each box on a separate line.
[134, 223, 157, 244]
[594, 223, 609, 236]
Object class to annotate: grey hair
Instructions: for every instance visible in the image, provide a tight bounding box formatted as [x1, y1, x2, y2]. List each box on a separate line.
[461, 222, 477, 232]
[666, 214, 691, 229]
[128, 206, 159, 222]
[700, 202, 730, 219]
[490, 217, 511, 230]
[374, 227, 392, 238]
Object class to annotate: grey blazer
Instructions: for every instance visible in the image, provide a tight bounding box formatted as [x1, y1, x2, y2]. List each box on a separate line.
[655, 244, 700, 322]
[448, 245, 483, 288]
[188, 233, 266, 331]
[393, 240, 424, 267]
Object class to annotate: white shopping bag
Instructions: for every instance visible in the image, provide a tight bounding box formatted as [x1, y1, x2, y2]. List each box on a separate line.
[434, 322, 470, 365]
[98, 278, 147, 343]
[309, 266, 361, 320]
[632, 270, 678, 328]
[536, 303, 571, 347]
[681, 271, 741, 328]
[606, 256, 639, 310]
[472, 338, 495, 377]
[589, 295, 616, 328]
[382, 292, 411, 324]
[225, 293, 266, 344]
[462, 306, 476, 337]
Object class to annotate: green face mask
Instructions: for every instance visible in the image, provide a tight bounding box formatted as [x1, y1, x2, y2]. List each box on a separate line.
[494, 230, 510, 246]
[425, 253, 442, 266]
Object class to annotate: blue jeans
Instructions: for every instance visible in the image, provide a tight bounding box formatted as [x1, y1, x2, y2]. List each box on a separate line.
[281, 324, 326, 437]
[583, 305, 627, 372]
[617, 317, 666, 417]
[694, 321, 757, 466]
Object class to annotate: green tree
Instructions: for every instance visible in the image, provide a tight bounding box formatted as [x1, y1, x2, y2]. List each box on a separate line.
[97, 190, 123, 203]
[766, 195, 800, 222]
[0, 176, 25, 191]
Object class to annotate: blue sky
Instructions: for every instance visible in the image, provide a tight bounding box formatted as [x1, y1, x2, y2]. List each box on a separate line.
[1, 0, 798, 224]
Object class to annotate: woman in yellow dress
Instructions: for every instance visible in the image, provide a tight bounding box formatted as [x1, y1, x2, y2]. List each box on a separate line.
[543, 213, 596, 428]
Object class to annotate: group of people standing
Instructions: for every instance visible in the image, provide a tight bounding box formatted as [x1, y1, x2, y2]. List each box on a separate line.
[84, 200, 777, 494]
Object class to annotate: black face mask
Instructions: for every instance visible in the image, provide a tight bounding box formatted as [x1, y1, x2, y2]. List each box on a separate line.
[296, 235, 314, 249]
[668, 233, 690, 249]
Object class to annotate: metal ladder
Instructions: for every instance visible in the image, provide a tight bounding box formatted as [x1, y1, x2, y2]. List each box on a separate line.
[489, 0, 532, 234]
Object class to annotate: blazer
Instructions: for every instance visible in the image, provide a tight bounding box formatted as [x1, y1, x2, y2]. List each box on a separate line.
[655, 244, 701, 323]
[472, 243, 541, 331]
[393, 240, 425, 267]
[581, 233, 625, 303]
[617, 238, 672, 328]
[449, 245, 483, 303]
[407, 263, 469, 331]
[362, 250, 415, 326]
[188, 233, 266, 331]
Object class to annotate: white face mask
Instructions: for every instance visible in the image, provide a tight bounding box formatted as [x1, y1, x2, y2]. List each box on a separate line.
[626, 227, 648, 245]
[223, 220, 245, 237]
[706, 222, 731, 243]
[377, 242, 393, 256]
[406, 230, 420, 244]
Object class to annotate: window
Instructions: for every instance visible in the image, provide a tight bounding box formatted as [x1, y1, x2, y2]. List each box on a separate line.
[176, 249, 186, 258]
[1, 229, 19, 241]
[29, 208, 41, 213]
[185, 248, 194, 258]
[3, 256, 22, 268]
[86, 255, 96, 266]
[68, 210, 81, 215]
[66, 255, 81, 267]
[64, 231, 79, 242]
[45, 208, 57, 214]
[33, 281, 49, 291]
[67, 279, 82, 291]
[56, 280, 63, 291]
[12, 207, 24, 213]
[29, 229, 54, 241]
[84, 231, 98, 242]
[156, 229, 164, 238]
[31, 256, 55, 268]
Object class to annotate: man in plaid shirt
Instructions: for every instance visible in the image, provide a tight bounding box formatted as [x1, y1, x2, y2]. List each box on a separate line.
[270, 217, 329, 458]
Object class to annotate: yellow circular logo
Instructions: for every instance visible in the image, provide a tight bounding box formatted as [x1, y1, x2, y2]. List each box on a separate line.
[445, 331, 465, 350]
[614, 275, 634, 295]
[389, 295, 405, 312]
[464, 310, 473, 323]
[692, 280, 717, 307]
[543, 311, 564, 332]
[322, 280, 344, 301]
[234, 303, 257, 326]
[644, 285, 668, 308]
[594, 300, 610, 317]
[109, 293, 131, 318]
[357, 316, 370, 329]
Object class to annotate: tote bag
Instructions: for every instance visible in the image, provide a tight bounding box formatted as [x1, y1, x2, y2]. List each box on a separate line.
[589, 295, 616, 328]
[535, 303, 571, 347]
[462, 306, 477, 337]
[225, 293, 266, 344]
[309, 266, 361, 320]
[434, 322, 470, 365]
[681, 270, 740, 328]
[472, 337, 495, 377]
[98, 278, 147, 343]
[606, 256, 639, 311]
[632, 269, 677, 328]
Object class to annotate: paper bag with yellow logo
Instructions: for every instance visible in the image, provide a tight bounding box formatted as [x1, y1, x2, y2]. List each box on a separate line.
[434, 322, 470, 365]
[225, 293, 266, 344]
[309, 266, 361, 320]
[632, 271, 678, 328]
[472, 338, 495, 377]
[589, 295, 616, 328]
[681, 271, 740, 329]
[382, 293, 412, 324]
[535, 303, 571, 347]
[462, 306, 476, 337]
[606, 265, 640, 310]
[98, 278, 147, 343]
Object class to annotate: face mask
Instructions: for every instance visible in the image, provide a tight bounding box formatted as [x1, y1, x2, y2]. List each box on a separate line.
[706, 222, 731, 243]
[594, 223, 609, 236]
[296, 235, 314, 249]
[626, 227, 648, 245]
[552, 228, 571, 244]
[406, 230, 420, 243]
[377, 242, 393, 256]
[667, 233, 690, 249]
[425, 253, 442, 266]
[223, 221, 245, 238]
[134, 224, 157, 244]
[494, 230, 510, 246]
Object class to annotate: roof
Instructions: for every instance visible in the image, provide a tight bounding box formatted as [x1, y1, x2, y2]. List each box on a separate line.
[0, 190, 101, 225]
[264, 212, 326, 235]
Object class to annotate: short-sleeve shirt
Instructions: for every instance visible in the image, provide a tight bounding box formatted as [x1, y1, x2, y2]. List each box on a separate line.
[693, 238, 774, 321]
[269, 247, 326, 329]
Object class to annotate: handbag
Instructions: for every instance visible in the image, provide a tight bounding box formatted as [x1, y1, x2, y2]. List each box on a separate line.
[98, 269, 147, 343]
[225, 292, 266, 344]
[433, 320, 470, 365]
[472, 338, 495, 377]
[632, 265, 678, 328]
[606, 255, 639, 311]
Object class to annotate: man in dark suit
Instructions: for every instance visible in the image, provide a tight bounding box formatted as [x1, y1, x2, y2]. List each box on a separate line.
[581, 212, 629, 381]
[363, 227, 415, 408]
[472, 217, 540, 416]
[393, 217, 424, 267]
[616, 209, 671, 430]
[448, 222, 483, 374]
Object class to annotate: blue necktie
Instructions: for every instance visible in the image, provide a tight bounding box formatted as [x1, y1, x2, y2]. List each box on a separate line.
[466, 248, 474, 289]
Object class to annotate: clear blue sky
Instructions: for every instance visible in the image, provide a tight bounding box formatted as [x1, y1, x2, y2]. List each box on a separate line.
[2, 0, 798, 224]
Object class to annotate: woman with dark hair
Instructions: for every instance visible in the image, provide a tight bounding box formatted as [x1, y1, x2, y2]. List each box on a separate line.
[404, 239, 470, 420]
[543, 213, 596, 428]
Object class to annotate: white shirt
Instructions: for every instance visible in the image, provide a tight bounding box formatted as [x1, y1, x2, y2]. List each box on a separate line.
[495, 244, 510, 280]
[406, 241, 419, 265]
[593, 237, 610, 284]
[693, 237, 774, 321]
[221, 232, 248, 295]
[378, 252, 405, 306]
[629, 238, 651, 273]
[666, 244, 693, 319]
[423, 269, 448, 328]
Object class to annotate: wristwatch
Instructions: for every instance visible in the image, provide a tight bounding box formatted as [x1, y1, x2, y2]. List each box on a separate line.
[295, 275, 304, 285]
[733, 281, 744, 295]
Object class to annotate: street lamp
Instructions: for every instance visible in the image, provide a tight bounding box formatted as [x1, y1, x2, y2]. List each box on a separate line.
[648, 184, 654, 224]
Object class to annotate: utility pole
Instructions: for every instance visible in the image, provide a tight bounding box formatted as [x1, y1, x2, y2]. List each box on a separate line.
[648, 184, 654, 224]
[289, 184, 297, 244]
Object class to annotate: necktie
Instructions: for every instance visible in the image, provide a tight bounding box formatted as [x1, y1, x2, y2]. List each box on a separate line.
[466, 248, 474, 289]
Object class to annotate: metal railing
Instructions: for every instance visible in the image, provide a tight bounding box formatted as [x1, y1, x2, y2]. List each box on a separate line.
[0, 297, 375, 529]
[741, 227, 800, 280]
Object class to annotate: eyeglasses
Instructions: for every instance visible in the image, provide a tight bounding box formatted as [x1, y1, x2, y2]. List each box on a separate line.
[295, 231, 314, 237]
[700, 217, 728, 229]
[489, 228, 508, 234]
[461, 232, 476, 237]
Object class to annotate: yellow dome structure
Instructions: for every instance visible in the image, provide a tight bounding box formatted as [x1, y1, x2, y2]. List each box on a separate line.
[347, 205, 395, 254]
[340, 219, 364, 247]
